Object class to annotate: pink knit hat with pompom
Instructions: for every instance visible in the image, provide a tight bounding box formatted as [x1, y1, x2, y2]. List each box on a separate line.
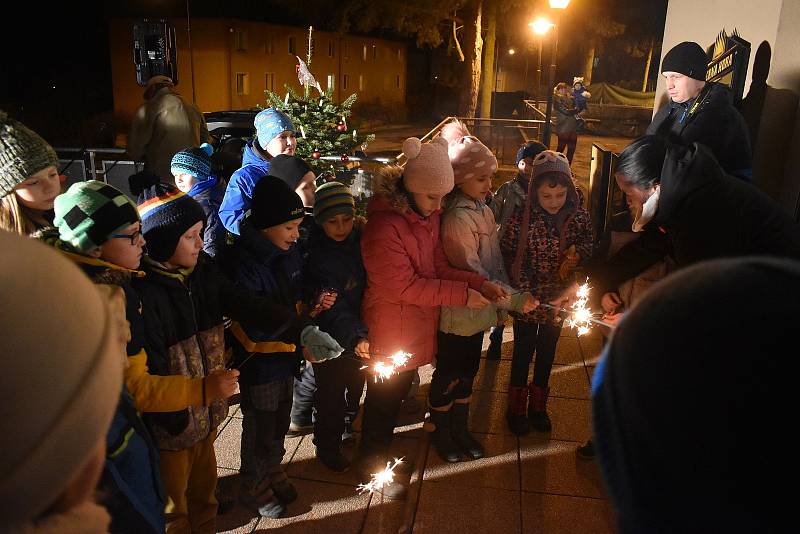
[440, 120, 498, 185]
[402, 136, 454, 195]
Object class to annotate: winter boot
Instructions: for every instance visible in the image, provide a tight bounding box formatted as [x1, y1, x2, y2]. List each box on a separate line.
[528, 384, 552, 432]
[506, 385, 531, 436]
[486, 326, 503, 361]
[427, 406, 462, 463]
[451, 401, 484, 460]
[316, 448, 351, 473]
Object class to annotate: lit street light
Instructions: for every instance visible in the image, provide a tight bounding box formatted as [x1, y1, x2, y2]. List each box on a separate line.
[540, 0, 571, 148]
[528, 17, 554, 117]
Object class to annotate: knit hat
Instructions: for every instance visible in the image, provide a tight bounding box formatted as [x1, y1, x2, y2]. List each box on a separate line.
[531, 150, 571, 180]
[661, 41, 708, 81]
[254, 108, 295, 150]
[440, 120, 498, 185]
[170, 143, 214, 181]
[0, 231, 123, 525]
[248, 175, 305, 230]
[269, 154, 312, 189]
[401, 136, 454, 195]
[54, 181, 141, 254]
[137, 183, 206, 261]
[314, 181, 355, 224]
[516, 141, 548, 165]
[0, 111, 59, 198]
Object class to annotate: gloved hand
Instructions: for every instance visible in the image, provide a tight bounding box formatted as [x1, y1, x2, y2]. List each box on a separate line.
[300, 325, 345, 363]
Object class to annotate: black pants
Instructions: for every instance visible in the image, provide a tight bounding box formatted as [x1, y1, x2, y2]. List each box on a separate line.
[290, 362, 316, 425]
[428, 331, 484, 408]
[311, 355, 365, 453]
[489, 323, 505, 345]
[510, 320, 562, 388]
[360, 369, 415, 457]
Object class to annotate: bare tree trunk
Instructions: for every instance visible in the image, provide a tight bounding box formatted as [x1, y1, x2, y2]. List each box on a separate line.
[582, 38, 596, 85]
[642, 38, 654, 92]
[460, 0, 483, 117]
[479, 0, 496, 118]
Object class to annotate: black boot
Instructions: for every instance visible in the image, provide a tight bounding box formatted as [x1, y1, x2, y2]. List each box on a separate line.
[451, 402, 484, 460]
[428, 408, 462, 463]
[528, 384, 552, 433]
[506, 386, 531, 436]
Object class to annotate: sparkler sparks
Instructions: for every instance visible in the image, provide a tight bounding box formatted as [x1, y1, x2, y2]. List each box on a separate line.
[357, 458, 404, 494]
[566, 282, 592, 336]
[362, 351, 411, 382]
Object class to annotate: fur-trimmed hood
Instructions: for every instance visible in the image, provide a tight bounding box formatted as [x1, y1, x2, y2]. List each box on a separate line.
[368, 164, 411, 215]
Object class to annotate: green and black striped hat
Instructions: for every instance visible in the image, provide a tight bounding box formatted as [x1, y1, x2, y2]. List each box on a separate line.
[54, 181, 140, 253]
[314, 181, 355, 224]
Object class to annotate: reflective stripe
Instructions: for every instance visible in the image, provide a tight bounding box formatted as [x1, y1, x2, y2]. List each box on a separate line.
[230, 322, 296, 354]
[108, 427, 136, 459]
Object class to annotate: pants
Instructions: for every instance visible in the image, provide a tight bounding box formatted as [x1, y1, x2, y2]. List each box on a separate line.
[240, 378, 294, 491]
[428, 331, 484, 408]
[489, 323, 505, 346]
[360, 369, 415, 457]
[510, 321, 562, 388]
[291, 363, 316, 426]
[159, 431, 218, 534]
[312, 355, 366, 452]
[556, 131, 578, 163]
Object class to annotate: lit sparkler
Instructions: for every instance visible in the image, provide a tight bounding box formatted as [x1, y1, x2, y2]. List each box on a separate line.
[566, 282, 592, 336]
[361, 351, 411, 382]
[357, 457, 404, 494]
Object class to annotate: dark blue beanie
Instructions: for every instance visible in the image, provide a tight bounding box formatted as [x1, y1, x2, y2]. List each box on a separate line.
[516, 141, 547, 165]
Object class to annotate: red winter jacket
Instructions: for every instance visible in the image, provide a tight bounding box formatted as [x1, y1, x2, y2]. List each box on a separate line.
[361, 167, 486, 371]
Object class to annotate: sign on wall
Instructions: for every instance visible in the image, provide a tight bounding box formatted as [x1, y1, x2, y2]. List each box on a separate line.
[705, 29, 751, 106]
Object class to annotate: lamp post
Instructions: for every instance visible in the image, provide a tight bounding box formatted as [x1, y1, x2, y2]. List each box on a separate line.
[540, 0, 570, 148]
[529, 18, 553, 117]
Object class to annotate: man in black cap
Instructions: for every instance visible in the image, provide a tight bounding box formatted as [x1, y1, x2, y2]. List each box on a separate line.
[646, 41, 752, 180]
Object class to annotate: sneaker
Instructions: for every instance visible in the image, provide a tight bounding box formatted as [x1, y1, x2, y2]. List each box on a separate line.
[576, 439, 595, 460]
[271, 479, 298, 505]
[286, 421, 313, 437]
[317, 449, 351, 473]
[240, 489, 286, 518]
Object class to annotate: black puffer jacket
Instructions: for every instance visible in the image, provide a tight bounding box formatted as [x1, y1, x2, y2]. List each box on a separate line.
[646, 82, 751, 179]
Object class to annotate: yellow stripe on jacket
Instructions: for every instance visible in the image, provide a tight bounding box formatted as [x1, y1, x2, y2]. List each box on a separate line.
[125, 349, 208, 411]
[229, 322, 297, 354]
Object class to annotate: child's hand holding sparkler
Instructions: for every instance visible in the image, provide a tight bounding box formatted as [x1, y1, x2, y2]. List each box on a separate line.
[309, 287, 337, 318]
[601, 291, 622, 315]
[355, 338, 370, 359]
[479, 280, 509, 302]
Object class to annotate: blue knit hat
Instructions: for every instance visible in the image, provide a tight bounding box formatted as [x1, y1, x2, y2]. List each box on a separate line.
[137, 182, 206, 262]
[516, 141, 548, 165]
[170, 143, 214, 181]
[254, 108, 295, 150]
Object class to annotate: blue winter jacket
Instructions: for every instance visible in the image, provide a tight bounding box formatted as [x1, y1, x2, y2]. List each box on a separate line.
[303, 223, 368, 353]
[188, 176, 226, 258]
[219, 141, 272, 235]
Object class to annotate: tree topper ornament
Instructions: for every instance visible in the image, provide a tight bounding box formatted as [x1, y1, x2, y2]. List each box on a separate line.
[296, 56, 323, 95]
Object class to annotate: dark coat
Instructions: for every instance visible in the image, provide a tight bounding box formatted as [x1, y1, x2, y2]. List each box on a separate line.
[646, 82, 752, 179]
[592, 143, 800, 295]
[188, 177, 227, 259]
[304, 223, 368, 353]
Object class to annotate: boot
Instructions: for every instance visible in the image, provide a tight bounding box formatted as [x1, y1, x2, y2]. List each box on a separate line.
[506, 386, 530, 436]
[486, 327, 503, 361]
[528, 384, 552, 432]
[451, 401, 484, 460]
[428, 406, 462, 463]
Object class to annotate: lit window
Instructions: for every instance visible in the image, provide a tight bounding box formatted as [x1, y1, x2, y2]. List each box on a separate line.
[236, 73, 249, 95]
[327, 74, 335, 91]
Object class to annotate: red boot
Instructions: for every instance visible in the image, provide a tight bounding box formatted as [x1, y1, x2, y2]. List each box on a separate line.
[506, 386, 530, 436]
[528, 384, 552, 432]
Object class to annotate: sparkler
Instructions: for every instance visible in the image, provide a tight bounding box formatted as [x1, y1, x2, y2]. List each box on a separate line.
[357, 457, 404, 494]
[360, 351, 411, 382]
[566, 282, 592, 336]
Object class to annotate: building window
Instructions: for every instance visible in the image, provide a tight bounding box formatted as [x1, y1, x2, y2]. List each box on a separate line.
[397, 48, 402, 61]
[358, 74, 365, 91]
[341, 40, 349, 60]
[362, 44, 368, 61]
[288, 36, 296, 55]
[327, 74, 335, 91]
[236, 73, 249, 95]
[372, 44, 377, 60]
[234, 29, 247, 51]
[264, 34, 274, 55]
[396, 74, 401, 88]
[342, 74, 349, 90]
[328, 41, 335, 57]
[265, 72, 275, 92]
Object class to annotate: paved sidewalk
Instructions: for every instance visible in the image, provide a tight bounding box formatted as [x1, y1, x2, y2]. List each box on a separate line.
[215, 326, 616, 533]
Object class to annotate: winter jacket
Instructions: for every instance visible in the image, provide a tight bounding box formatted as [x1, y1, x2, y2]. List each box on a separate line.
[304, 223, 368, 353]
[490, 175, 529, 241]
[500, 178, 593, 324]
[592, 142, 800, 295]
[188, 177, 226, 258]
[219, 141, 272, 235]
[127, 87, 209, 181]
[572, 88, 589, 112]
[554, 95, 579, 136]
[646, 82, 752, 179]
[360, 167, 487, 371]
[439, 191, 529, 336]
[224, 222, 311, 387]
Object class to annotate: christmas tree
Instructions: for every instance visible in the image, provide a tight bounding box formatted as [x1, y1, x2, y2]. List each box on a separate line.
[263, 27, 375, 185]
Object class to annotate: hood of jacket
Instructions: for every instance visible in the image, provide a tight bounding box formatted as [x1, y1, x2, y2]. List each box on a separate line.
[240, 139, 272, 170]
[654, 142, 722, 227]
[368, 165, 413, 216]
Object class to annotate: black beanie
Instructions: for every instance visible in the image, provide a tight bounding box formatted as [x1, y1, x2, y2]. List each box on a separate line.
[268, 154, 312, 189]
[660, 41, 708, 81]
[248, 175, 305, 230]
[137, 182, 206, 261]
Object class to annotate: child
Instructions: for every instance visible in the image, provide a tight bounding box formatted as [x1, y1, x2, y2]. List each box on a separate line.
[219, 107, 297, 234]
[0, 111, 61, 234]
[171, 143, 227, 257]
[225, 175, 342, 518]
[572, 77, 591, 117]
[499, 150, 592, 435]
[0, 231, 125, 532]
[132, 181, 312, 530]
[486, 141, 548, 360]
[303, 181, 369, 472]
[433, 122, 538, 463]
[358, 136, 502, 498]
[553, 82, 580, 163]
[268, 153, 317, 209]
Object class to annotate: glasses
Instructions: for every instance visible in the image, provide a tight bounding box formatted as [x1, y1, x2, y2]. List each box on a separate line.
[110, 230, 143, 246]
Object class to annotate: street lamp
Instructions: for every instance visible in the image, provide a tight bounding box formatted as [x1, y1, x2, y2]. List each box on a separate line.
[541, 0, 571, 148]
[529, 17, 554, 115]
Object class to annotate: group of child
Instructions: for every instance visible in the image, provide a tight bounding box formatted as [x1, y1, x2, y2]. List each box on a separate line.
[0, 106, 592, 531]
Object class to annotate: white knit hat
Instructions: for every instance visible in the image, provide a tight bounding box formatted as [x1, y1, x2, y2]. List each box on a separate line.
[440, 120, 498, 185]
[0, 231, 124, 525]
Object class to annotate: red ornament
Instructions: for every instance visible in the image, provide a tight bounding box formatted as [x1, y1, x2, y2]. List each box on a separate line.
[312, 149, 321, 159]
[336, 123, 347, 132]
[340, 154, 349, 162]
